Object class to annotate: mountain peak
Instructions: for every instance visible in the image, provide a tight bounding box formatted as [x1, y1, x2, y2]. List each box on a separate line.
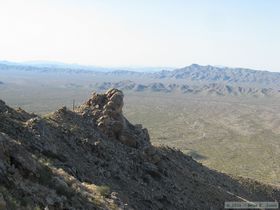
[189, 63, 201, 68]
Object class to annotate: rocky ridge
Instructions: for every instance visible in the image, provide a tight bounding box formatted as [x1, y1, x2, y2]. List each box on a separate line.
[0, 89, 279, 210]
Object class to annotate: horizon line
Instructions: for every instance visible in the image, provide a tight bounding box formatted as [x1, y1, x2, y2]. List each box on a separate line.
[0, 59, 278, 73]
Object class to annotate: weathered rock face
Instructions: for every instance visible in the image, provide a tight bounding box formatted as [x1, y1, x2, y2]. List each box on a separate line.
[0, 89, 279, 210]
[78, 88, 150, 148]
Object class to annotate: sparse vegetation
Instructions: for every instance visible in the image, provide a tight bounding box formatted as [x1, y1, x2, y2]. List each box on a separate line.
[124, 93, 280, 185]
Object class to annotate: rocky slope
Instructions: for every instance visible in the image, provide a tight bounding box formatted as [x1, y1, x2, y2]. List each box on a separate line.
[0, 89, 279, 210]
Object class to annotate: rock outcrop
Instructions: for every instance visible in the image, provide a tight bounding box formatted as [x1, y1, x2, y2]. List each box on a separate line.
[0, 89, 279, 210]
[78, 88, 150, 148]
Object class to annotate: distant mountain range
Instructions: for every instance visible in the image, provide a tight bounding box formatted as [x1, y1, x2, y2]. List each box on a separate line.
[90, 80, 280, 97]
[153, 64, 280, 87]
[1, 61, 280, 88]
[0, 60, 171, 72]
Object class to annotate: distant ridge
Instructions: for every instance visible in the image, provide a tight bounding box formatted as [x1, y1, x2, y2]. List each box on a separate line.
[0, 60, 170, 73]
[153, 64, 280, 87]
[1, 61, 280, 87]
[91, 80, 280, 97]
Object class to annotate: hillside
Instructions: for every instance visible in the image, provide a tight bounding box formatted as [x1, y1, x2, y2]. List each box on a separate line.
[0, 89, 279, 210]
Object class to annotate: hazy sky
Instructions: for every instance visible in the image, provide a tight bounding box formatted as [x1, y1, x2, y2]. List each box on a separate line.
[0, 0, 279, 71]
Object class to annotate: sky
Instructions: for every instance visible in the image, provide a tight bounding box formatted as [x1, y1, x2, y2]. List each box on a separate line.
[0, 0, 280, 71]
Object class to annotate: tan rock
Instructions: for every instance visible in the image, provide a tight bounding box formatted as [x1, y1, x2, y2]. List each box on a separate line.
[97, 122, 105, 128]
[105, 88, 118, 96]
